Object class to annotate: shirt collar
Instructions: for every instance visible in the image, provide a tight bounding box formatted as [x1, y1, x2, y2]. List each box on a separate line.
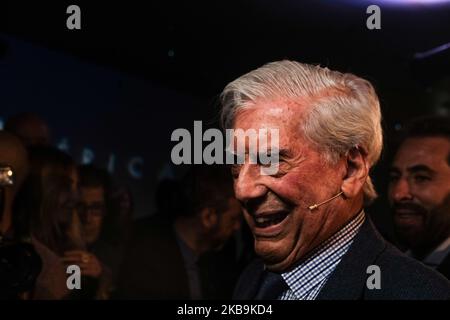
[423, 236, 450, 267]
[281, 210, 366, 299]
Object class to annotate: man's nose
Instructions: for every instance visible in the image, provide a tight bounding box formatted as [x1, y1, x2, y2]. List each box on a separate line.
[234, 163, 267, 203]
[391, 178, 413, 202]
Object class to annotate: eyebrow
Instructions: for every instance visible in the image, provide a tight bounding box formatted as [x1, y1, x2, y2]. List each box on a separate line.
[389, 165, 436, 175]
[388, 167, 401, 175]
[256, 148, 290, 155]
[407, 165, 436, 175]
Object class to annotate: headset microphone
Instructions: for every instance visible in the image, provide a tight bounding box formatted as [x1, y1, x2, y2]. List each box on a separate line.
[308, 191, 344, 211]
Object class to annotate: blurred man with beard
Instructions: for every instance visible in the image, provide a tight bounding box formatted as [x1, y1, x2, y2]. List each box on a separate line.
[115, 165, 245, 299]
[389, 116, 450, 279]
[222, 60, 450, 300]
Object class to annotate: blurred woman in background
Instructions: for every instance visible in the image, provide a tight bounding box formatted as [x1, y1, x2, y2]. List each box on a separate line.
[12, 146, 84, 299]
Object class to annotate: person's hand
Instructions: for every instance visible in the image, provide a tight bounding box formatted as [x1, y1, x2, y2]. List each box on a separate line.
[62, 250, 103, 278]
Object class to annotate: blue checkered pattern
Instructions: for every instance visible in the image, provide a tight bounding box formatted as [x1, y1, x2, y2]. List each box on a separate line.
[279, 210, 365, 300]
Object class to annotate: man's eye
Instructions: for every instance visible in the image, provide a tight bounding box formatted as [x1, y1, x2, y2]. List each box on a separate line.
[388, 174, 399, 183]
[269, 169, 287, 178]
[414, 175, 431, 183]
[257, 152, 279, 165]
[259, 160, 277, 168]
[260, 163, 287, 178]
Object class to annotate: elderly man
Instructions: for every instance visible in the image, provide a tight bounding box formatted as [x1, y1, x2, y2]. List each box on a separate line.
[389, 116, 450, 279]
[221, 60, 450, 300]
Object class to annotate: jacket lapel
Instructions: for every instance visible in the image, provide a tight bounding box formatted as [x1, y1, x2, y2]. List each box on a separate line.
[316, 217, 387, 300]
[233, 258, 266, 299]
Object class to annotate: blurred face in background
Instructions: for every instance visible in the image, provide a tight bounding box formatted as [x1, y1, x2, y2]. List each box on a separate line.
[209, 197, 242, 249]
[57, 188, 85, 251]
[37, 175, 84, 253]
[112, 187, 133, 225]
[79, 186, 106, 245]
[389, 136, 450, 255]
[40, 164, 78, 192]
[13, 117, 50, 147]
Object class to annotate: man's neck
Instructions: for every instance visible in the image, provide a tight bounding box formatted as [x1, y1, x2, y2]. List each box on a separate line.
[319, 198, 363, 245]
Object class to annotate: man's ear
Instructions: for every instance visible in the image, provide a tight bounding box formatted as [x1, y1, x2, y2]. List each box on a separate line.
[200, 207, 218, 230]
[341, 146, 369, 199]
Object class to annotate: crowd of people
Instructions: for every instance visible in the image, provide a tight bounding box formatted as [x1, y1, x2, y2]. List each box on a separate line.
[0, 113, 253, 300]
[221, 61, 450, 299]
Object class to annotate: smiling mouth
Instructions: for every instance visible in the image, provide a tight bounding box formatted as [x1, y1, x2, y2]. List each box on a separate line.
[394, 210, 424, 225]
[394, 209, 422, 218]
[253, 211, 289, 228]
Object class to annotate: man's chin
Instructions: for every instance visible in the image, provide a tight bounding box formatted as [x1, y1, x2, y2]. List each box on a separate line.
[395, 227, 424, 249]
[254, 239, 295, 272]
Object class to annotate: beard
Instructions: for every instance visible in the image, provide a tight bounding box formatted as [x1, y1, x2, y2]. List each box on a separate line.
[393, 193, 450, 258]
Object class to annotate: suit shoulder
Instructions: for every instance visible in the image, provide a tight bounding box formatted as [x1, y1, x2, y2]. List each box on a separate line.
[369, 243, 450, 299]
[233, 259, 264, 300]
[236, 258, 264, 285]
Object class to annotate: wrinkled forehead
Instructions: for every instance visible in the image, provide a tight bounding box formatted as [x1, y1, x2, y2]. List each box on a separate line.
[232, 101, 307, 143]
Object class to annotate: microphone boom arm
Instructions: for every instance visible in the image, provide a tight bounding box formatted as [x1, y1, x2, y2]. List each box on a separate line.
[308, 191, 344, 211]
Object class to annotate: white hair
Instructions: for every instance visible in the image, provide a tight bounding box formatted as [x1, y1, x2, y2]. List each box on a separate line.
[220, 60, 383, 203]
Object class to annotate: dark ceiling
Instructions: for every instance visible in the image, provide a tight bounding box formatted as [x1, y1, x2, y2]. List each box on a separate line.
[2, 0, 450, 98]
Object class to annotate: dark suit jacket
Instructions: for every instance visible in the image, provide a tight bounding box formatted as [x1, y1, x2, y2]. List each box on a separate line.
[114, 215, 244, 299]
[437, 253, 450, 280]
[234, 217, 450, 300]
